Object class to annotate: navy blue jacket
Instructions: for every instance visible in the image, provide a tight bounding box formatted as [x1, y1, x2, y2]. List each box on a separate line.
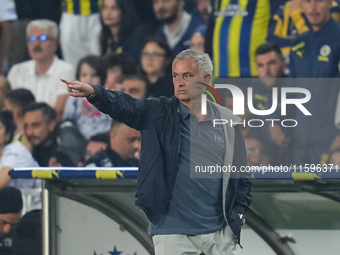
[289, 18, 340, 78]
[289, 18, 340, 151]
[88, 85, 252, 242]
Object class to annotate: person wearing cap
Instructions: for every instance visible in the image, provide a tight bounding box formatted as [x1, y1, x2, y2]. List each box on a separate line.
[0, 186, 23, 255]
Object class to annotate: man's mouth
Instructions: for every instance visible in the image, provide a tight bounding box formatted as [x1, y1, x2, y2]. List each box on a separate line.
[309, 13, 320, 19]
[28, 136, 39, 144]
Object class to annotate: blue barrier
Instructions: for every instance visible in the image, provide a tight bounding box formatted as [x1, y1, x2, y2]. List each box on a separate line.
[9, 166, 340, 180]
[9, 167, 139, 179]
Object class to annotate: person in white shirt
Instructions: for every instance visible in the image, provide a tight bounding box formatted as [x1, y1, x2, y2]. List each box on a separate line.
[0, 110, 40, 189]
[7, 19, 75, 119]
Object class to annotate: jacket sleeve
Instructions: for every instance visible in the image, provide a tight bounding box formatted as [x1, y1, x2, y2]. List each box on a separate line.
[87, 85, 149, 131]
[267, 12, 296, 48]
[232, 125, 252, 215]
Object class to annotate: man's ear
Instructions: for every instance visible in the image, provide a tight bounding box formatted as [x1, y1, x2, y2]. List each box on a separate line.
[109, 129, 116, 144]
[203, 73, 211, 83]
[13, 107, 22, 119]
[48, 120, 57, 132]
[53, 40, 59, 53]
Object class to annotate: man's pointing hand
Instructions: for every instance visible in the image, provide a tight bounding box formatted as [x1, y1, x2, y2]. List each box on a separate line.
[60, 78, 95, 98]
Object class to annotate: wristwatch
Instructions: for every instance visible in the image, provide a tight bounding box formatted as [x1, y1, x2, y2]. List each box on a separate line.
[87, 84, 97, 99]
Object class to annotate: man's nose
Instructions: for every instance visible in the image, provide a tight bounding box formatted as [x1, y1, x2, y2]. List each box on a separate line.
[29, 39, 40, 46]
[2, 224, 11, 235]
[135, 140, 141, 149]
[175, 76, 185, 86]
[155, 2, 164, 11]
[264, 65, 271, 75]
[25, 126, 32, 136]
[133, 140, 141, 152]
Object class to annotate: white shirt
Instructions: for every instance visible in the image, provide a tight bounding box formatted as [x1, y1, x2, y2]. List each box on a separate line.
[0, 141, 41, 189]
[0, 0, 17, 21]
[8, 56, 75, 107]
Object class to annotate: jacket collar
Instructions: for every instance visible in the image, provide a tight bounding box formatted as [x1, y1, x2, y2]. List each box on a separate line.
[178, 99, 218, 123]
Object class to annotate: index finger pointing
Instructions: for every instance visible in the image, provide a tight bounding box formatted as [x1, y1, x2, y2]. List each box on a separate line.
[60, 78, 78, 86]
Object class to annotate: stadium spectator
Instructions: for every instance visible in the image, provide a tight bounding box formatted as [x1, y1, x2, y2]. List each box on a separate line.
[153, 0, 206, 56]
[0, 76, 11, 110]
[252, 42, 291, 165]
[6, 0, 63, 72]
[104, 53, 136, 91]
[7, 19, 75, 120]
[99, 0, 147, 66]
[62, 55, 112, 140]
[59, 0, 102, 66]
[267, 0, 340, 58]
[289, 0, 340, 164]
[0, 110, 40, 189]
[289, 0, 340, 77]
[23, 103, 86, 167]
[85, 133, 110, 161]
[0, 0, 17, 75]
[0, 187, 23, 255]
[85, 121, 140, 167]
[205, 0, 285, 77]
[23, 103, 57, 167]
[139, 37, 174, 98]
[189, 25, 206, 52]
[255, 43, 287, 87]
[4, 89, 35, 143]
[244, 137, 269, 166]
[121, 76, 148, 99]
[195, 0, 212, 24]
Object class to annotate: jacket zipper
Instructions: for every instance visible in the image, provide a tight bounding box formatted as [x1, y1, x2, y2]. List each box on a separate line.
[236, 236, 243, 249]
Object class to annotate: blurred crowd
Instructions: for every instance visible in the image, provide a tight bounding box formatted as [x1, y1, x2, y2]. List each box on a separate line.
[1, 0, 340, 253]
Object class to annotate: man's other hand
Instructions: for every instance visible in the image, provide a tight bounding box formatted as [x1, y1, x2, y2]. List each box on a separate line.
[60, 78, 95, 97]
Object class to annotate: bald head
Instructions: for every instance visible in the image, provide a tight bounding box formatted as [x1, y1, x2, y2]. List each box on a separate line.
[110, 121, 141, 160]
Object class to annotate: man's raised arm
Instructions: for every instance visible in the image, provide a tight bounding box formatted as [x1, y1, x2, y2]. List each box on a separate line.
[60, 78, 148, 130]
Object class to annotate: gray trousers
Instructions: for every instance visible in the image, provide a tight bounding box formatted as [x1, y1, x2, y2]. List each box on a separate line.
[152, 225, 240, 255]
